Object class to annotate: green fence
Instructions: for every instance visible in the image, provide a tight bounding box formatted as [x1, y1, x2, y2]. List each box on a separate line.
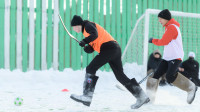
[0, 0, 200, 72]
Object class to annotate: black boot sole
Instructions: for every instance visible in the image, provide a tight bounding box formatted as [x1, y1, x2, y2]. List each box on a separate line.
[70, 95, 91, 106]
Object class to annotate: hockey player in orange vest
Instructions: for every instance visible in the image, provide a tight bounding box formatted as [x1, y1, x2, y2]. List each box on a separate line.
[69, 15, 150, 109]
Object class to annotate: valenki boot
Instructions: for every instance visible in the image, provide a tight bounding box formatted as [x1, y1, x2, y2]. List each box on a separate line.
[70, 73, 99, 106]
[172, 72, 197, 104]
[125, 78, 150, 109]
[146, 77, 159, 103]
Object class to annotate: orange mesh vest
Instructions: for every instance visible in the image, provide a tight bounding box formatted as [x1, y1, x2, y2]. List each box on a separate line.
[83, 23, 115, 53]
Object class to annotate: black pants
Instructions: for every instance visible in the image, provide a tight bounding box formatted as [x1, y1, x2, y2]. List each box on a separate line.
[153, 59, 182, 83]
[86, 41, 130, 85]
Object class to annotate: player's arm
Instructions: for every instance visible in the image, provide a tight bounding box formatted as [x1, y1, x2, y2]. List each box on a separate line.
[83, 23, 98, 44]
[152, 26, 178, 46]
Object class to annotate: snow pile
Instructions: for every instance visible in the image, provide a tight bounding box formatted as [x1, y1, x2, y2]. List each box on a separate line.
[0, 64, 199, 112]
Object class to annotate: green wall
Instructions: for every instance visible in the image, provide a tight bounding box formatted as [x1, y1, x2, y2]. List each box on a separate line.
[0, 0, 200, 71]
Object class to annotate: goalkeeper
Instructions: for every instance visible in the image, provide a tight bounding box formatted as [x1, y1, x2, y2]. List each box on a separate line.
[69, 15, 149, 109]
[147, 9, 197, 104]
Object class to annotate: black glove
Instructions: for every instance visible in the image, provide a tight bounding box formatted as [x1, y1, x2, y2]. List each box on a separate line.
[79, 40, 86, 47]
[149, 38, 153, 43]
[84, 45, 94, 53]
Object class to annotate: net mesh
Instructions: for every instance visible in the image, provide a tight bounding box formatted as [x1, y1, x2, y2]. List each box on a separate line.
[122, 9, 200, 74]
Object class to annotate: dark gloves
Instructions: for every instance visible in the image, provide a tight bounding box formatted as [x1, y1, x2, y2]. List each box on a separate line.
[84, 45, 94, 53]
[79, 40, 86, 47]
[79, 39, 94, 53]
[149, 38, 153, 43]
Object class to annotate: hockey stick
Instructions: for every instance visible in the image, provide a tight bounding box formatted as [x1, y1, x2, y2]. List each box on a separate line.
[58, 14, 80, 44]
[115, 72, 154, 91]
[138, 72, 153, 84]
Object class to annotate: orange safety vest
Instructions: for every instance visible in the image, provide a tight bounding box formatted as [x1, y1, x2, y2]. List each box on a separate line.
[83, 23, 115, 53]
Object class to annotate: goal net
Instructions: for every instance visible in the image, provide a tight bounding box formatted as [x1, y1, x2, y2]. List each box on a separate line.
[122, 9, 200, 77]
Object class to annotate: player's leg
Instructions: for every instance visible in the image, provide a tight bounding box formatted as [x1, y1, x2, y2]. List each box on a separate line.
[166, 60, 197, 104]
[109, 46, 149, 109]
[146, 60, 168, 103]
[70, 44, 116, 106]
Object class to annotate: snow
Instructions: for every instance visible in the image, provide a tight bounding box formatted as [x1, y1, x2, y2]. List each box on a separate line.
[0, 63, 199, 112]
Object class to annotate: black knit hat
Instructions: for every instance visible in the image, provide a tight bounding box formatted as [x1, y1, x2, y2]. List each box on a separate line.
[71, 15, 83, 26]
[158, 9, 171, 20]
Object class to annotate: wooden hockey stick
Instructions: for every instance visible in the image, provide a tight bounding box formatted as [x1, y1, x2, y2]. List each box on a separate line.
[58, 14, 80, 44]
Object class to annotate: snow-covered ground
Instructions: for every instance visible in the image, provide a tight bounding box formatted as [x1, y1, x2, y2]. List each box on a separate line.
[0, 63, 199, 112]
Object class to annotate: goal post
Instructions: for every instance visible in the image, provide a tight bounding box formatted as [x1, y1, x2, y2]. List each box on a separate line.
[122, 9, 200, 77]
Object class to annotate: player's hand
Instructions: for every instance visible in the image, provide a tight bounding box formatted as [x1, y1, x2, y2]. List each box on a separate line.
[79, 40, 86, 47]
[178, 67, 184, 72]
[84, 45, 94, 53]
[149, 38, 153, 43]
